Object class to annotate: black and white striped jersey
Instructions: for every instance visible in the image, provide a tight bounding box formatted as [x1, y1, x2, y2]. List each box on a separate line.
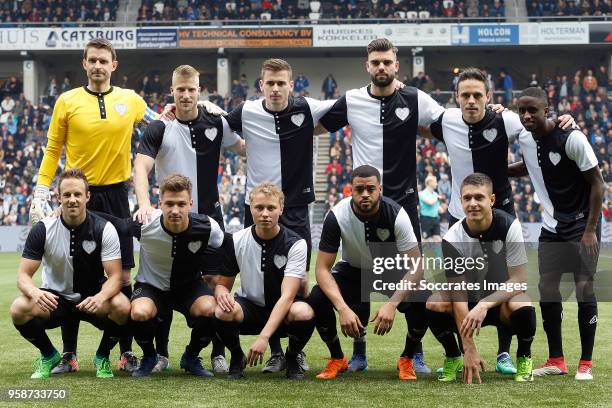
[442, 209, 527, 302]
[22, 212, 121, 302]
[518, 126, 599, 236]
[319, 86, 444, 205]
[138, 106, 240, 216]
[319, 196, 418, 274]
[223, 225, 307, 309]
[130, 209, 224, 291]
[225, 96, 335, 206]
[431, 109, 525, 219]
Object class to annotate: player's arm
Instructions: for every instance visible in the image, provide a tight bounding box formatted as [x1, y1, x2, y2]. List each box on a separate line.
[417, 89, 445, 126]
[221, 116, 246, 156]
[318, 95, 348, 133]
[18, 222, 59, 311]
[566, 130, 604, 255]
[372, 208, 422, 335]
[77, 223, 123, 314]
[133, 121, 166, 223]
[508, 160, 529, 177]
[215, 233, 239, 312]
[452, 298, 485, 384]
[316, 210, 364, 338]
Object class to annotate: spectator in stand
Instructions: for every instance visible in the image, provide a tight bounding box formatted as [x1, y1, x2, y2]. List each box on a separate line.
[294, 73, 309, 96]
[322, 74, 337, 100]
[325, 158, 342, 175]
[583, 69, 598, 96]
[149, 74, 163, 95]
[499, 70, 514, 105]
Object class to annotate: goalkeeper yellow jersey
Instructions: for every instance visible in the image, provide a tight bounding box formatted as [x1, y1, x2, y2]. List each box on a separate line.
[37, 86, 155, 187]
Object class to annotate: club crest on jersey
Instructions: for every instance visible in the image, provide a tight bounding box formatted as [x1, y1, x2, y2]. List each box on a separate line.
[395, 107, 409, 121]
[82, 240, 97, 254]
[205, 128, 217, 141]
[549, 152, 561, 166]
[376, 228, 390, 241]
[274, 254, 287, 269]
[188, 241, 202, 253]
[492, 240, 503, 254]
[482, 128, 497, 142]
[114, 103, 127, 116]
[291, 113, 305, 127]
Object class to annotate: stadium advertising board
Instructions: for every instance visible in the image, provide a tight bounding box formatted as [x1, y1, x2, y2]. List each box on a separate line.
[136, 28, 178, 49]
[589, 22, 612, 43]
[312, 24, 451, 47]
[178, 27, 313, 48]
[0, 27, 136, 50]
[519, 22, 588, 45]
[452, 24, 519, 45]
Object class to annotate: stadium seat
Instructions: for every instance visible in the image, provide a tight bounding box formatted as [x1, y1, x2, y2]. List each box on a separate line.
[154, 1, 164, 14]
[309, 12, 321, 21]
[397, 11, 406, 18]
[406, 11, 418, 20]
[443, 0, 454, 8]
[419, 11, 430, 19]
[260, 12, 272, 20]
[309, 1, 321, 13]
[393, 0, 402, 4]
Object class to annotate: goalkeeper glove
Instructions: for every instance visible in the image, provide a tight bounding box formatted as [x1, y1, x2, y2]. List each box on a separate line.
[29, 185, 52, 225]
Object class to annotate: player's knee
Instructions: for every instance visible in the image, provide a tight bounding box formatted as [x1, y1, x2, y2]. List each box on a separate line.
[9, 296, 31, 323]
[214, 306, 238, 322]
[426, 295, 449, 313]
[191, 296, 216, 317]
[131, 303, 155, 321]
[286, 301, 314, 322]
[110, 294, 131, 321]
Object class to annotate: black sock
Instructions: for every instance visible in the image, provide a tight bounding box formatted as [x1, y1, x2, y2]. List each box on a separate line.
[286, 319, 315, 355]
[540, 302, 563, 358]
[215, 319, 242, 355]
[426, 309, 461, 358]
[353, 335, 366, 356]
[577, 301, 597, 361]
[269, 334, 283, 355]
[326, 335, 344, 359]
[132, 318, 157, 357]
[97, 318, 123, 358]
[15, 318, 56, 357]
[60, 318, 79, 354]
[497, 323, 513, 355]
[118, 286, 133, 354]
[211, 336, 225, 359]
[510, 306, 536, 358]
[155, 310, 172, 358]
[185, 316, 213, 358]
[401, 327, 427, 358]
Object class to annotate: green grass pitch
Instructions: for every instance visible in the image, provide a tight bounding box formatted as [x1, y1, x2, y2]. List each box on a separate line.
[0, 251, 611, 407]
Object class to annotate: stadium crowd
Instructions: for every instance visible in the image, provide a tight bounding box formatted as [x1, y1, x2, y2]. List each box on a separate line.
[0, 0, 119, 24]
[527, 0, 610, 18]
[0, 64, 609, 227]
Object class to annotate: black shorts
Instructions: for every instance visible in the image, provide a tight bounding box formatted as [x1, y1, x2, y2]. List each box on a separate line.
[396, 196, 422, 243]
[420, 215, 441, 239]
[132, 281, 212, 327]
[41, 289, 108, 330]
[468, 302, 504, 328]
[235, 295, 305, 337]
[87, 182, 134, 269]
[245, 204, 312, 270]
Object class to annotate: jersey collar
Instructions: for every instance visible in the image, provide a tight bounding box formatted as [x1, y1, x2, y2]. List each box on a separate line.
[175, 105, 204, 125]
[461, 209, 498, 239]
[160, 213, 193, 237]
[250, 224, 282, 246]
[261, 95, 294, 115]
[60, 210, 89, 232]
[366, 84, 396, 101]
[350, 197, 382, 223]
[83, 86, 114, 96]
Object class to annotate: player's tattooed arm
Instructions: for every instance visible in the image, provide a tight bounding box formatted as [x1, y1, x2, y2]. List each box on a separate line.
[508, 160, 529, 177]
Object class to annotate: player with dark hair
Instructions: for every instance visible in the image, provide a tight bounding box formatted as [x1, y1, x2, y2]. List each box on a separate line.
[309, 165, 425, 380]
[11, 168, 131, 379]
[510, 87, 604, 380]
[426, 173, 536, 384]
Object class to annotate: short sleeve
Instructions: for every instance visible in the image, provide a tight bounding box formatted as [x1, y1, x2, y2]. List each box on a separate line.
[417, 89, 444, 126]
[22, 222, 47, 261]
[319, 96, 348, 133]
[395, 208, 418, 252]
[221, 233, 240, 277]
[284, 239, 307, 279]
[137, 120, 166, 158]
[101, 222, 122, 262]
[225, 102, 244, 133]
[221, 116, 241, 148]
[502, 110, 525, 143]
[565, 130, 599, 172]
[132, 92, 149, 124]
[207, 217, 225, 249]
[318, 211, 341, 253]
[429, 112, 445, 141]
[505, 219, 528, 267]
[305, 97, 337, 123]
[442, 239, 465, 278]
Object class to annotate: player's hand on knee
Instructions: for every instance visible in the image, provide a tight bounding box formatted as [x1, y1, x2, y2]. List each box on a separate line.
[201, 100, 227, 116]
[214, 288, 235, 313]
[30, 288, 59, 312]
[371, 302, 396, 336]
[133, 205, 155, 224]
[29, 185, 53, 225]
[76, 294, 105, 314]
[247, 336, 268, 366]
[339, 306, 363, 338]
